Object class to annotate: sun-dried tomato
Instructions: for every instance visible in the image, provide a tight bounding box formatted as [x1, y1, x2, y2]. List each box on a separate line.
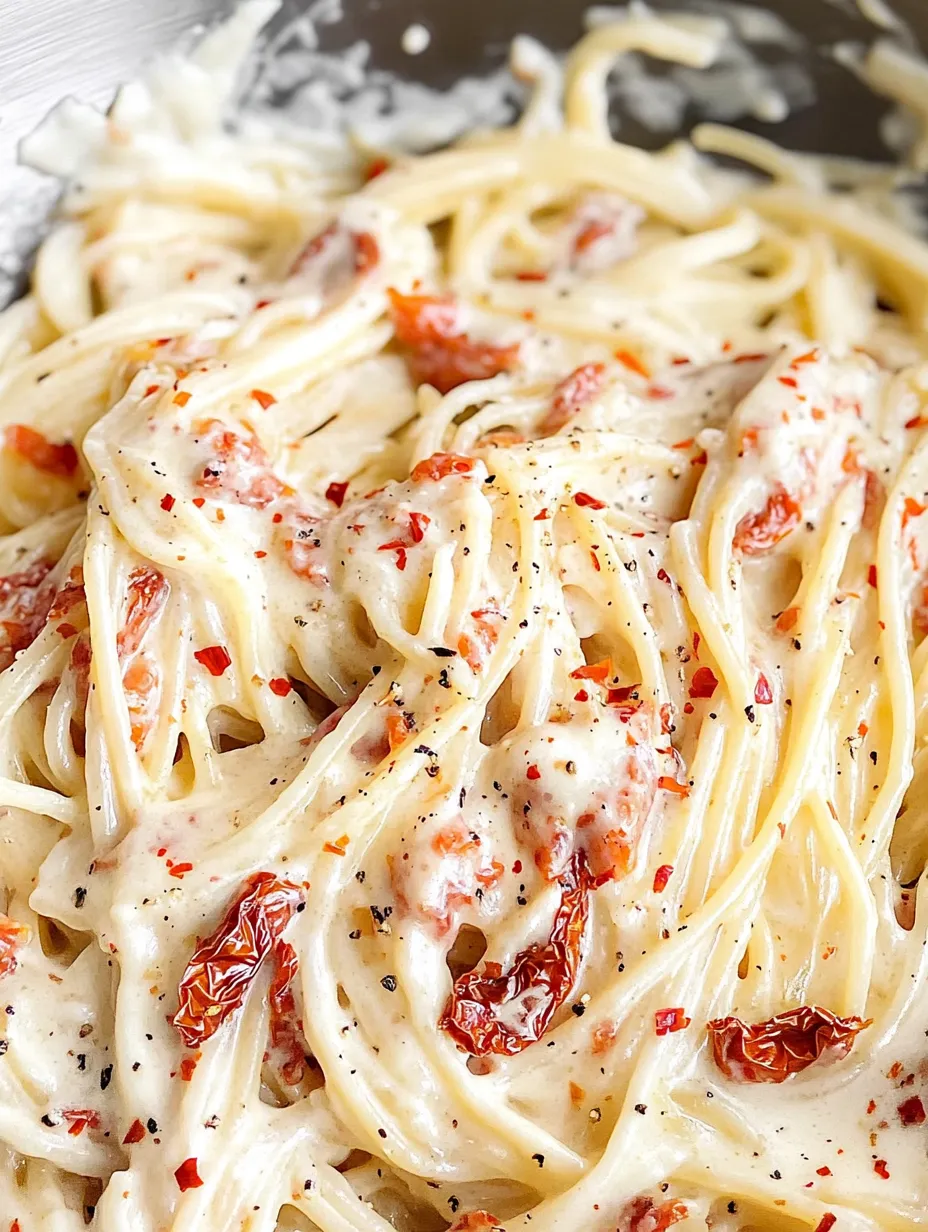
[117, 568, 169, 749]
[267, 939, 306, 1085]
[0, 915, 27, 979]
[174, 1157, 203, 1191]
[4, 425, 79, 477]
[172, 872, 303, 1048]
[290, 223, 380, 281]
[689, 666, 718, 699]
[733, 485, 801, 555]
[542, 362, 606, 435]
[194, 645, 232, 677]
[387, 289, 519, 394]
[411, 452, 475, 482]
[0, 558, 57, 671]
[439, 850, 593, 1055]
[707, 1005, 872, 1083]
[194, 419, 287, 510]
[621, 1196, 689, 1232]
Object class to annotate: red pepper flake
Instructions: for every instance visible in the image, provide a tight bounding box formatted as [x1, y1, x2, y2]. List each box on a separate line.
[173, 391, 191, 407]
[527, 764, 541, 781]
[144, 384, 161, 398]
[590, 550, 601, 572]
[169, 862, 194, 879]
[411, 452, 475, 482]
[859, 721, 869, 738]
[325, 480, 349, 507]
[408, 511, 431, 542]
[902, 496, 926, 529]
[515, 269, 547, 282]
[868, 564, 878, 588]
[672, 438, 694, 450]
[646, 384, 674, 400]
[815, 1218, 837, 1232]
[192, 497, 205, 509]
[250, 389, 276, 410]
[707, 1005, 871, 1082]
[874, 1159, 890, 1179]
[323, 841, 347, 856]
[658, 776, 690, 798]
[573, 491, 607, 510]
[905, 415, 928, 430]
[656, 568, 671, 584]
[654, 1007, 690, 1036]
[62, 1109, 100, 1136]
[160, 494, 175, 512]
[194, 645, 232, 677]
[776, 607, 799, 632]
[574, 688, 589, 702]
[733, 352, 769, 364]
[888, 1060, 904, 1079]
[898, 1095, 926, 1125]
[533, 508, 550, 521]
[269, 677, 292, 697]
[816, 1165, 832, 1176]
[123, 1118, 146, 1144]
[175, 1157, 204, 1191]
[754, 674, 773, 705]
[811, 407, 826, 421]
[691, 450, 708, 467]
[615, 349, 650, 379]
[570, 659, 611, 684]
[653, 864, 673, 893]
[778, 375, 798, 389]
[867, 1098, 877, 1114]
[689, 666, 718, 699]
[683, 701, 694, 715]
[178, 1053, 199, 1081]
[4, 425, 79, 477]
[378, 539, 408, 570]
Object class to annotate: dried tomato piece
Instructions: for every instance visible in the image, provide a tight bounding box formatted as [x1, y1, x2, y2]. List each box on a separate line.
[172, 872, 303, 1048]
[542, 362, 606, 435]
[267, 940, 306, 1085]
[117, 568, 169, 750]
[620, 1196, 688, 1232]
[0, 915, 28, 978]
[0, 559, 56, 671]
[387, 289, 519, 394]
[290, 223, 380, 281]
[733, 485, 801, 555]
[4, 425, 79, 477]
[707, 1005, 872, 1083]
[439, 850, 593, 1055]
[195, 419, 287, 510]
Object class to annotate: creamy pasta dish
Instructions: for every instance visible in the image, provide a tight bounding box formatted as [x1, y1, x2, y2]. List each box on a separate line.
[4, 3, 928, 1229]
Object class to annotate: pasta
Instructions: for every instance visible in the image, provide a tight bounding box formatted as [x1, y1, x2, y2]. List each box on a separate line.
[2, 3, 928, 1229]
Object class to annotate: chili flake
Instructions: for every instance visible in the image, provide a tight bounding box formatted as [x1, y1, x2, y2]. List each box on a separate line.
[194, 645, 232, 677]
[175, 1157, 204, 1191]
